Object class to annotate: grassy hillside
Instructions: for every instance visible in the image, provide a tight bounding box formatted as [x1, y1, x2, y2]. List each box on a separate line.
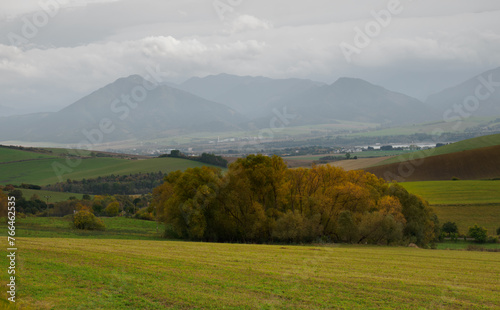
[400, 181, 500, 234]
[376, 133, 500, 166]
[1, 238, 498, 309]
[0, 157, 221, 186]
[353, 117, 500, 138]
[365, 144, 500, 181]
[0, 146, 56, 163]
[400, 180, 500, 205]
[433, 204, 500, 236]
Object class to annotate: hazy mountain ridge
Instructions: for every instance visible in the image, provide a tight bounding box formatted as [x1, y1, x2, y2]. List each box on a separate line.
[264, 77, 434, 126]
[0, 75, 246, 143]
[426, 67, 500, 117]
[1, 68, 500, 144]
[179, 73, 325, 118]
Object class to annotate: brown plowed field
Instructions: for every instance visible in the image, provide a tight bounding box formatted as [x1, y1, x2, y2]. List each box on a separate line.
[329, 157, 393, 171]
[365, 145, 500, 182]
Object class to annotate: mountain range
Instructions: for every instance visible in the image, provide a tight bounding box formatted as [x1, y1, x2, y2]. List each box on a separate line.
[1, 67, 499, 144]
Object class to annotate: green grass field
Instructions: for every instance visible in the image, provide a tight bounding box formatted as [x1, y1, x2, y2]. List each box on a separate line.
[432, 204, 500, 236]
[14, 217, 164, 240]
[400, 180, 500, 205]
[400, 180, 500, 235]
[376, 133, 500, 166]
[1, 217, 498, 308]
[0, 157, 221, 186]
[0, 238, 498, 309]
[0, 147, 57, 163]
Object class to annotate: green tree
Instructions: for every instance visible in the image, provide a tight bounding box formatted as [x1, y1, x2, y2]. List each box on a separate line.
[170, 150, 181, 157]
[468, 224, 487, 243]
[72, 206, 105, 231]
[105, 201, 120, 217]
[336, 210, 359, 243]
[358, 212, 403, 245]
[388, 184, 438, 246]
[272, 210, 305, 243]
[442, 222, 459, 236]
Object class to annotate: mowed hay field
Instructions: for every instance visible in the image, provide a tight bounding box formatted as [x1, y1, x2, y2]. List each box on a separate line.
[1, 238, 499, 309]
[401, 181, 500, 234]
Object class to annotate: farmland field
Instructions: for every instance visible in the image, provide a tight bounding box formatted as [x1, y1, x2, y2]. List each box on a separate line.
[0, 157, 221, 186]
[13, 217, 164, 240]
[400, 180, 500, 235]
[375, 133, 500, 166]
[1, 237, 499, 309]
[400, 180, 500, 205]
[0, 147, 56, 163]
[329, 157, 391, 171]
[432, 204, 500, 236]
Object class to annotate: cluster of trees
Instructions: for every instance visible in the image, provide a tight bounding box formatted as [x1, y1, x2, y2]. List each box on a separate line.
[440, 221, 499, 243]
[441, 222, 500, 243]
[83, 194, 151, 219]
[153, 155, 439, 246]
[43, 172, 166, 195]
[161, 151, 228, 168]
[0, 188, 48, 214]
[0, 184, 154, 221]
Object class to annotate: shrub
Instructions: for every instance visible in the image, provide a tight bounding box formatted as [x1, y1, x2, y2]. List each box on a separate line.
[442, 222, 459, 236]
[358, 212, 403, 245]
[134, 207, 155, 221]
[466, 244, 485, 251]
[486, 235, 499, 244]
[72, 210, 105, 231]
[497, 227, 500, 236]
[468, 224, 487, 243]
[105, 201, 120, 217]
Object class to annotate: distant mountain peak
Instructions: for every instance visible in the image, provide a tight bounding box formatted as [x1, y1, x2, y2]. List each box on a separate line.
[332, 77, 379, 88]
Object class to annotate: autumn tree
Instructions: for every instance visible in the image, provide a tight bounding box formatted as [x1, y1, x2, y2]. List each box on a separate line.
[105, 201, 120, 217]
[153, 155, 438, 246]
[0, 189, 8, 218]
[72, 203, 105, 230]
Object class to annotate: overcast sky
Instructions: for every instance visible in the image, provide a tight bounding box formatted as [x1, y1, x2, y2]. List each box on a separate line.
[1, 0, 499, 115]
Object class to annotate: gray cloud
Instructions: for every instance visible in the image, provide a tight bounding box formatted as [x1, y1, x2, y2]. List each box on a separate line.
[0, 0, 499, 115]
